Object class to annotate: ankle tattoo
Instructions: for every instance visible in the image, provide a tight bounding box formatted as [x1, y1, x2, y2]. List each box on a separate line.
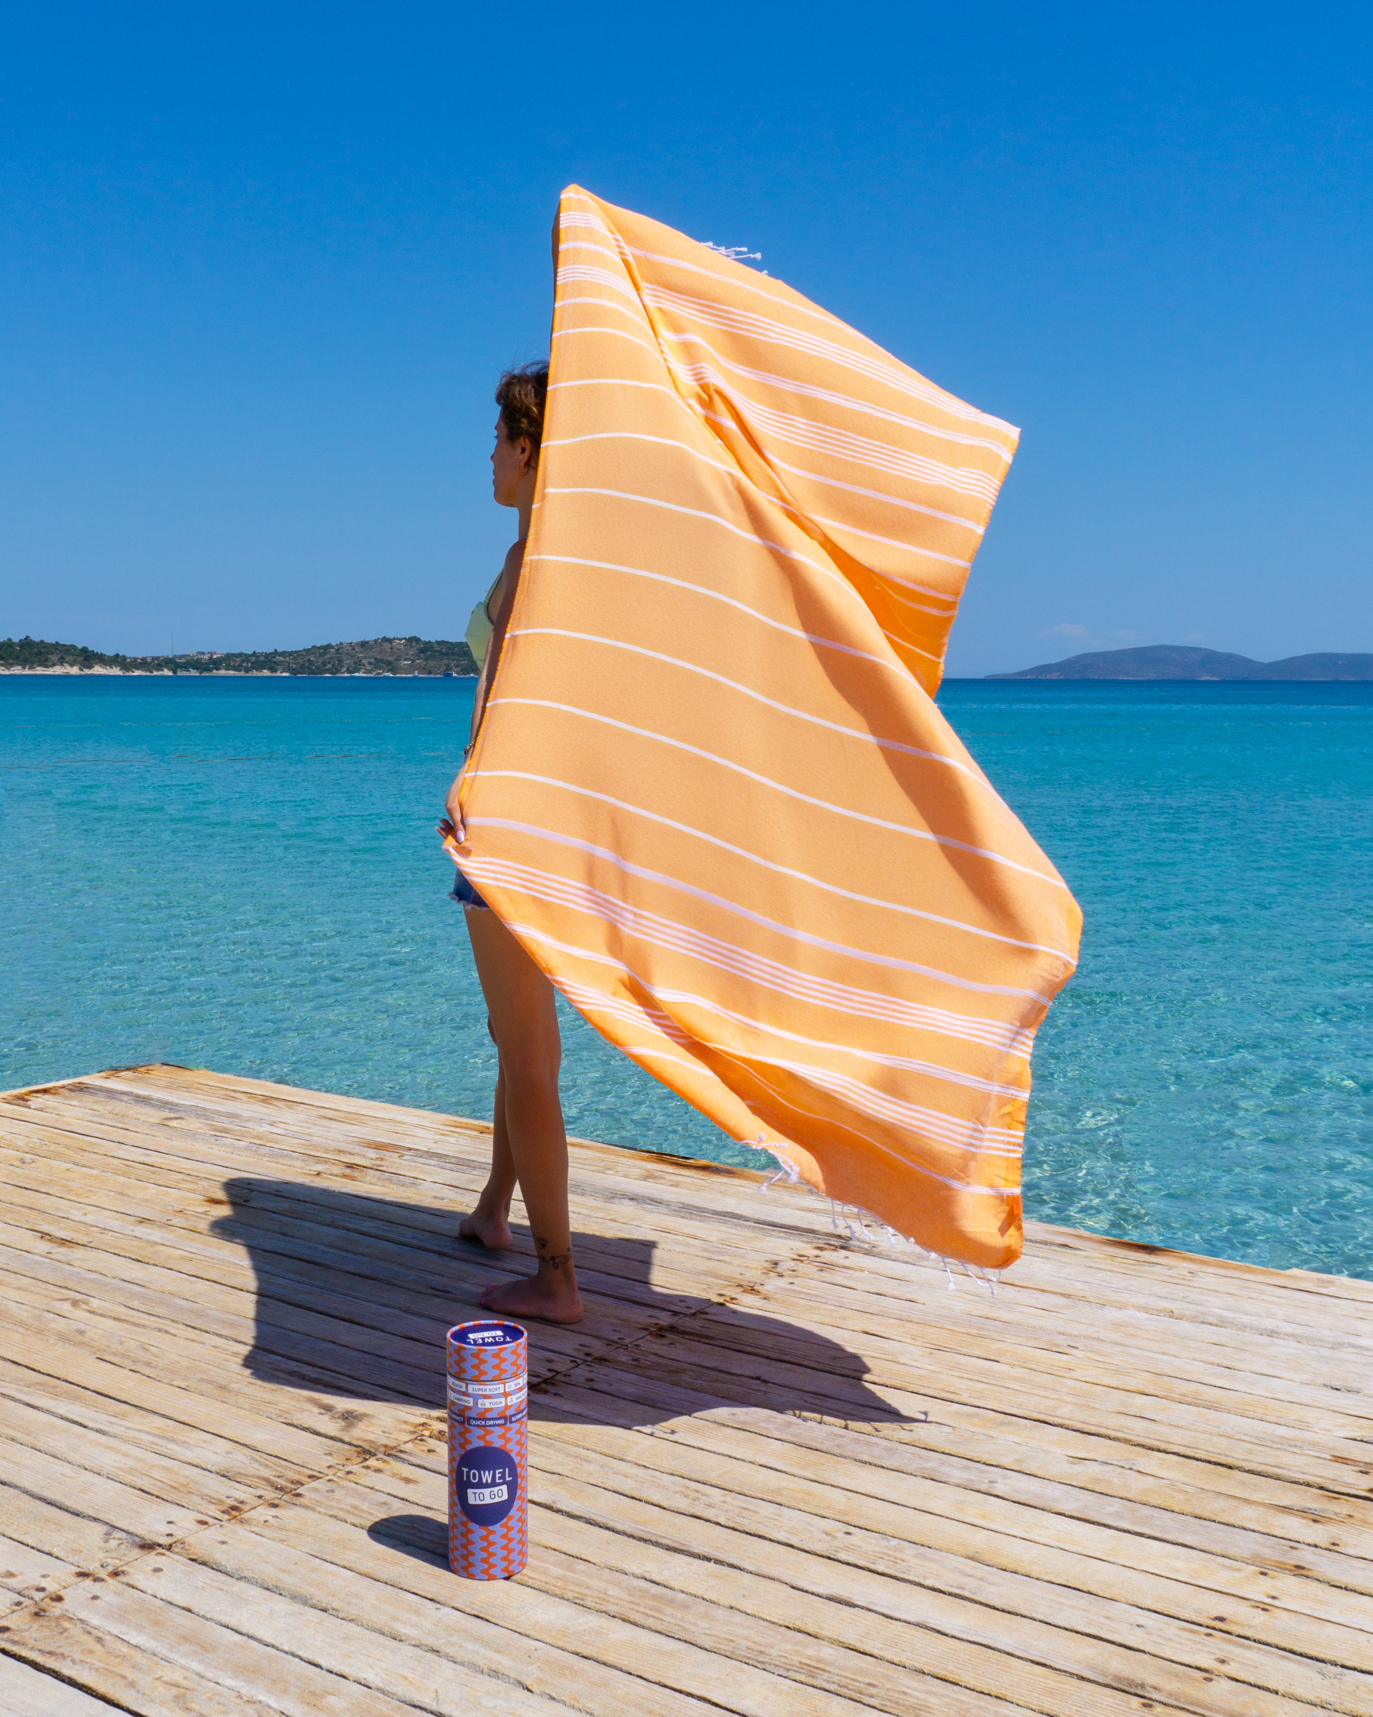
[535, 1236, 573, 1272]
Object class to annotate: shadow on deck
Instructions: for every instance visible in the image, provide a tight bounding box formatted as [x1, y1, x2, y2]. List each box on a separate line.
[211, 1175, 903, 1427]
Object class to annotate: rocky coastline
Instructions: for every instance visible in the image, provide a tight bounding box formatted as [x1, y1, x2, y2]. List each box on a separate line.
[1, 635, 478, 677]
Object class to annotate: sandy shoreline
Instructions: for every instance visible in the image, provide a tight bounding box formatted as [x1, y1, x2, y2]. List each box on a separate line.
[0, 665, 291, 676]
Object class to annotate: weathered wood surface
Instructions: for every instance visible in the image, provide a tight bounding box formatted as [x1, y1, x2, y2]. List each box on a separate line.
[0, 1065, 1369, 1716]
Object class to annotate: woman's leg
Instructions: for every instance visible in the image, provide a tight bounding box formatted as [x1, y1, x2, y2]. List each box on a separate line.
[462, 906, 582, 1323]
[457, 1054, 516, 1249]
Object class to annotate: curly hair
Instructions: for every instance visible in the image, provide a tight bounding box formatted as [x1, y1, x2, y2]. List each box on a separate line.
[495, 362, 549, 458]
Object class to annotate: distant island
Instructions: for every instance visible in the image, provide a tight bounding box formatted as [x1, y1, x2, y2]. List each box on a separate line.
[0, 635, 477, 677]
[10, 632, 1370, 684]
[987, 645, 1373, 681]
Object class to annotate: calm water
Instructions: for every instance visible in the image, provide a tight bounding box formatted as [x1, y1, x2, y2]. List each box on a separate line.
[3, 675, 1371, 1278]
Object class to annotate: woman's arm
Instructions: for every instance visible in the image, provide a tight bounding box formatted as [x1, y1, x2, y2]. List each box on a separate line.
[443, 544, 522, 839]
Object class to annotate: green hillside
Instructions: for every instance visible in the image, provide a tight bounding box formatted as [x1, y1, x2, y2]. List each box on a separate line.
[1, 635, 478, 676]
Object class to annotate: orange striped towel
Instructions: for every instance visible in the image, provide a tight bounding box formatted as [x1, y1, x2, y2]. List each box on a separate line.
[456, 186, 1080, 1271]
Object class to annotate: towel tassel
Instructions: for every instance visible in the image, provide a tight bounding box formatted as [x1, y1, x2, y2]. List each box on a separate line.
[741, 1137, 1000, 1294]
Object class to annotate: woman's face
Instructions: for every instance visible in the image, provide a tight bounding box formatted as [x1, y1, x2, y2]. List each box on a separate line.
[491, 416, 534, 507]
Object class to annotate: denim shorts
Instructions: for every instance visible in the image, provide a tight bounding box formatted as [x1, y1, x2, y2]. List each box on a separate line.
[449, 868, 488, 910]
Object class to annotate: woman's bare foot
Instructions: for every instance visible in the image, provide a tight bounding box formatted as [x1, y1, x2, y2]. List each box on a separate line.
[480, 1269, 583, 1324]
[458, 1207, 514, 1250]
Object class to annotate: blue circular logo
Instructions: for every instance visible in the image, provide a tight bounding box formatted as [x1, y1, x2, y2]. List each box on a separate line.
[449, 1320, 525, 1350]
[455, 1445, 519, 1526]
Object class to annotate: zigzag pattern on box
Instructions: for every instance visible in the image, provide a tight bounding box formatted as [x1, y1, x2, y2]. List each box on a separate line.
[447, 1319, 529, 1580]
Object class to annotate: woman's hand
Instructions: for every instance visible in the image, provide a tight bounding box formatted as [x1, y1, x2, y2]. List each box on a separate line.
[439, 772, 467, 852]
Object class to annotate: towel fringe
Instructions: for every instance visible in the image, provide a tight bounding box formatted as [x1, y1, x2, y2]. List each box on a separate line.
[702, 241, 763, 264]
[744, 1140, 1000, 1294]
[756, 1137, 800, 1195]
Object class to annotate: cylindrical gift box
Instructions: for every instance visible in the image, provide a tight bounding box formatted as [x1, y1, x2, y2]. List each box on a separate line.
[447, 1319, 528, 1579]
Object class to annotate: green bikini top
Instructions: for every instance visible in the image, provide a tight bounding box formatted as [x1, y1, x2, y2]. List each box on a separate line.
[465, 576, 500, 671]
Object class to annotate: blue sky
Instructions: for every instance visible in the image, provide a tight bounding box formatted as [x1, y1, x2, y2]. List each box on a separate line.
[2, 3, 1369, 674]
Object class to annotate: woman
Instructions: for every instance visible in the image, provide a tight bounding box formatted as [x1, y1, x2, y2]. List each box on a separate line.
[438, 364, 583, 1325]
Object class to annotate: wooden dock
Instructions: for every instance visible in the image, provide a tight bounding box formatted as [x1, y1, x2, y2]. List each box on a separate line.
[0, 1065, 1370, 1715]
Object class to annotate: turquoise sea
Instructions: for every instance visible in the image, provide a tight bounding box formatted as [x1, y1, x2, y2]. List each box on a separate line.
[3, 675, 1371, 1278]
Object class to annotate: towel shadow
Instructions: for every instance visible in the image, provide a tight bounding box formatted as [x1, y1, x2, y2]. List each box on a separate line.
[366, 1513, 448, 1570]
[209, 1175, 905, 1427]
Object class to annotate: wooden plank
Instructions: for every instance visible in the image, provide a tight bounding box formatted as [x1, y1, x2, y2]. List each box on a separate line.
[524, 1424, 1373, 1669]
[93, 1065, 503, 1135]
[0, 1533, 82, 1612]
[322, 1456, 1331, 1717]
[0, 1248, 445, 1429]
[0, 1288, 436, 1460]
[764, 1244, 1373, 1377]
[672, 1291, 1373, 1524]
[359, 1421, 1373, 1693]
[178, 1509, 770, 1717]
[0, 1310, 388, 1486]
[522, 1457, 1373, 1716]
[586, 1320, 1371, 1495]
[12, 1075, 827, 1241]
[1027, 1221, 1373, 1307]
[804, 1229, 1373, 1352]
[0, 1356, 307, 1494]
[0, 1177, 737, 1377]
[115, 1072, 1373, 1299]
[529, 1513, 1330, 1717]
[0, 1484, 145, 1574]
[317, 1452, 1351, 1717]
[0, 1117, 804, 1289]
[96, 1064, 777, 1194]
[587, 1387, 1373, 1617]
[832, 1244, 1373, 1352]
[0, 1211, 455, 1366]
[2, 1623, 283, 1716]
[60, 1069, 1373, 1319]
[724, 1283, 1373, 1519]
[257, 1486, 1031, 1717]
[693, 1291, 1373, 1497]
[989, 1245, 1373, 1347]
[0, 1177, 847, 1441]
[0, 1217, 697, 1421]
[0, 1652, 130, 1717]
[778, 1256, 1373, 1411]
[21, 1098, 1359, 1504]
[131, 1540, 884, 1717]
[701, 1366, 1373, 1559]
[0, 1131, 812, 1355]
[4, 1576, 460, 1716]
[0, 1440, 228, 1551]
[0, 1146, 813, 1321]
[0, 1248, 451, 1415]
[0, 1115, 486, 1208]
[527, 1405, 1373, 1641]
[697, 1284, 1373, 1443]
[3, 1076, 481, 1172]
[0, 1139, 787, 1320]
[1, 1067, 177, 1102]
[0, 1096, 495, 1216]
[0, 1391, 264, 1522]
